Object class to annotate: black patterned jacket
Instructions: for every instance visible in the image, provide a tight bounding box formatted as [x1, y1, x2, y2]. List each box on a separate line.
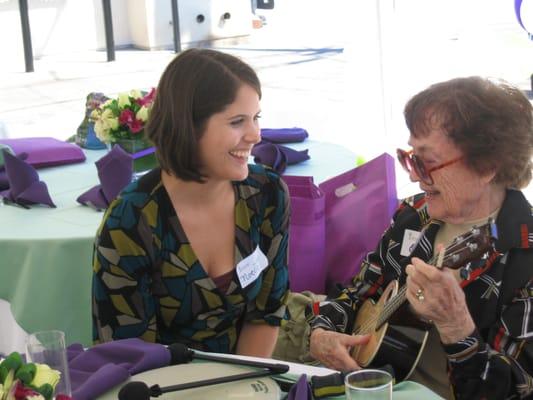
[310, 189, 533, 399]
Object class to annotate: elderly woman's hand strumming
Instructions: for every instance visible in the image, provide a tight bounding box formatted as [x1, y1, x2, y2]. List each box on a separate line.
[309, 328, 370, 371]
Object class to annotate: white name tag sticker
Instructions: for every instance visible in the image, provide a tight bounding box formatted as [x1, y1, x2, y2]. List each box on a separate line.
[400, 229, 421, 257]
[236, 246, 269, 288]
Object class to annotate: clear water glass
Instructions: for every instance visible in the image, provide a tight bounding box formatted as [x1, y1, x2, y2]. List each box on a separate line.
[345, 369, 393, 400]
[26, 330, 72, 397]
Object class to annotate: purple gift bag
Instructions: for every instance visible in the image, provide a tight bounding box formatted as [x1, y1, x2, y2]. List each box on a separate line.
[283, 175, 326, 294]
[318, 153, 398, 291]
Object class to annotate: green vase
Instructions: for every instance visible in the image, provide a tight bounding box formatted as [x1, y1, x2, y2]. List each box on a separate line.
[114, 138, 158, 177]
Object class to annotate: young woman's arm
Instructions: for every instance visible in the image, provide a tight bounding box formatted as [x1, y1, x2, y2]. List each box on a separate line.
[236, 323, 279, 357]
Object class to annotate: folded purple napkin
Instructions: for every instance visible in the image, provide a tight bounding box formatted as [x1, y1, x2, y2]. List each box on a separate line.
[77, 145, 133, 210]
[252, 141, 310, 174]
[68, 339, 171, 400]
[0, 173, 7, 191]
[0, 137, 86, 169]
[260, 128, 309, 143]
[0, 153, 30, 191]
[287, 374, 312, 400]
[0, 151, 55, 208]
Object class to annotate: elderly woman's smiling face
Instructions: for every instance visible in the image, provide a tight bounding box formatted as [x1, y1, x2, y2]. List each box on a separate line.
[407, 128, 497, 224]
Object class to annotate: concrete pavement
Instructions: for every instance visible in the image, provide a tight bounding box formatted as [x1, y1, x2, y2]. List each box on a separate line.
[0, 0, 532, 198]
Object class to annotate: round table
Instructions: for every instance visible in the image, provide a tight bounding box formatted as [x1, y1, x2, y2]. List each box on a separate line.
[0, 141, 358, 354]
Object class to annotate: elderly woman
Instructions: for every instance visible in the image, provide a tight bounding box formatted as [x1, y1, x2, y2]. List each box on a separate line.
[308, 77, 533, 399]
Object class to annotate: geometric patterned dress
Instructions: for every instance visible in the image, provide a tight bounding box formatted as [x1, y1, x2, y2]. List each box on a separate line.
[92, 164, 290, 353]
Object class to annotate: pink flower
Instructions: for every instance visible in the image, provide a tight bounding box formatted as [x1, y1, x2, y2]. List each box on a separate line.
[128, 119, 144, 134]
[119, 109, 134, 125]
[119, 109, 144, 133]
[136, 88, 156, 107]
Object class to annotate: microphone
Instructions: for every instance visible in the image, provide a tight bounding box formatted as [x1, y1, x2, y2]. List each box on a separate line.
[168, 343, 289, 373]
[118, 343, 290, 400]
[119, 368, 278, 400]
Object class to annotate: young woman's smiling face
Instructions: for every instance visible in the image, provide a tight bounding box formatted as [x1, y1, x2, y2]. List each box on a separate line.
[198, 84, 261, 182]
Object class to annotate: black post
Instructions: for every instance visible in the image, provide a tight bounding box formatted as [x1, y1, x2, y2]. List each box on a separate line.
[171, 0, 181, 53]
[18, 0, 34, 72]
[102, 0, 115, 61]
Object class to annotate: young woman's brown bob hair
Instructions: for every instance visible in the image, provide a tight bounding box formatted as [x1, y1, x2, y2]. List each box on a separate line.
[146, 48, 262, 182]
[404, 76, 533, 189]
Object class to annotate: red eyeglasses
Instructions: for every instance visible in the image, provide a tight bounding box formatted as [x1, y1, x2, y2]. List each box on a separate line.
[396, 148, 463, 185]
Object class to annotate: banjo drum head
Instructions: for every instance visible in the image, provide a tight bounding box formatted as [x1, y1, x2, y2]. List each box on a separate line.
[97, 361, 281, 400]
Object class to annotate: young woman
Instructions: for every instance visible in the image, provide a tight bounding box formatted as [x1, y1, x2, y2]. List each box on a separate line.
[92, 49, 290, 357]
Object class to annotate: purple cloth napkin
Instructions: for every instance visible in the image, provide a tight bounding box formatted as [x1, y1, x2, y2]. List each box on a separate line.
[0, 171, 8, 191]
[0, 151, 55, 208]
[0, 137, 86, 169]
[287, 374, 312, 400]
[77, 145, 133, 210]
[252, 141, 310, 174]
[260, 128, 309, 143]
[0, 153, 28, 191]
[68, 339, 171, 400]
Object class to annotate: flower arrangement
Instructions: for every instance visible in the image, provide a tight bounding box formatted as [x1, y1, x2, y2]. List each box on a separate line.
[91, 88, 156, 144]
[0, 352, 70, 400]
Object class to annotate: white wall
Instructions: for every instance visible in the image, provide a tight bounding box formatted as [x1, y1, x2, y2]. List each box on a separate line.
[127, 0, 252, 49]
[0, 0, 253, 63]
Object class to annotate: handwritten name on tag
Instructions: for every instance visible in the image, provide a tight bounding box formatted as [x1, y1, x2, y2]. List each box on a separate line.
[400, 229, 421, 257]
[236, 246, 269, 288]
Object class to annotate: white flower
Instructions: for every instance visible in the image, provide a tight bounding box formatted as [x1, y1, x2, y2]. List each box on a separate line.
[94, 108, 118, 143]
[25, 395, 45, 400]
[117, 92, 131, 108]
[90, 109, 100, 120]
[30, 364, 60, 389]
[136, 106, 149, 122]
[129, 89, 143, 99]
[94, 119, 109, 143]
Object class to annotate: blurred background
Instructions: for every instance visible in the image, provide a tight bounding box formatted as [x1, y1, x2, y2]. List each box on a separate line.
[0, 0, 532, 195]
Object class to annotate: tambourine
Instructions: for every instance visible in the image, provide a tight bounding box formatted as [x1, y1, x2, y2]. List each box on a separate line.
[97, 362, 281, 399]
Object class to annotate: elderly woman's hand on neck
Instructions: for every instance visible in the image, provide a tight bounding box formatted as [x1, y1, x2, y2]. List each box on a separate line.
[405, 256, 476, 344]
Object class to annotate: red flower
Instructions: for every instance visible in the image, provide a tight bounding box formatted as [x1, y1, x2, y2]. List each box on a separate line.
[12, 381, 40, 399]
[136, 88, 156, 107]
[119, 109, 143, 133]
[119, 109, 134, 125]
[128, 119, 143, 134]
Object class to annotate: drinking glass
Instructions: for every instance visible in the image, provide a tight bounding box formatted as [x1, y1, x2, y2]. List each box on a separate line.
[26, 330, 72, 397]
[345, 369, 393, 400]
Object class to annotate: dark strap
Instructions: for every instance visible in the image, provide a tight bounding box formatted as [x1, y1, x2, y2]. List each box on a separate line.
[310, 365, 395, 399]
[310, 372, 345, 399]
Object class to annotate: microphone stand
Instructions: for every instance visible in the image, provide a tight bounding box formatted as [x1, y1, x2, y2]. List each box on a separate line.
[149, 367, 281, 397]
[188, 350, 289, 374]
[120, 344, 291, 399]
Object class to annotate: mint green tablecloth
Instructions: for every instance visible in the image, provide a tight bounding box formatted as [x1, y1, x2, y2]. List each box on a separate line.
[280, 371, 443, 399]
[0, 142, 359, 349]
[307, 381, 443, 399]
[0, 149, 106, 348]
